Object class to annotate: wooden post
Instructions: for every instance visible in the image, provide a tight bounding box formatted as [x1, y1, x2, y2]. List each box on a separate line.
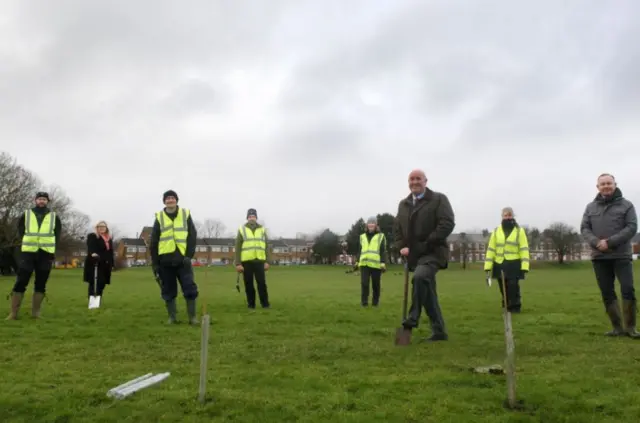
[198, 266, 210, 403]
[501, 271, 517, 407]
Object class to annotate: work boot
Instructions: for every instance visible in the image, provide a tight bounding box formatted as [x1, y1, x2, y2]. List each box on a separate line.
[165, 299, 178, 324]
[604, 301, 625, 336]
[421, 332, 448, 342]
[186, 299, 199, 325]
[622, 300, 640, 339]
[31, 292, 45, 319]
[5, 292, 23, 320]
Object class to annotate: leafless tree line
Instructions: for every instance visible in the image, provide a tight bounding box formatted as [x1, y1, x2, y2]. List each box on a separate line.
[0, 152, 92, 269]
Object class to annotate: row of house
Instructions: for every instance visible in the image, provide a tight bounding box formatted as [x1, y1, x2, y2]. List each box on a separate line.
[58, 227, 640, 267]
[113, 227, 314, 266]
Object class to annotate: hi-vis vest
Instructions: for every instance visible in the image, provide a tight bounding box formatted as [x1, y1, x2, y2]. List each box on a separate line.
[358, 232, 385, 269]
[21, 210, 56, 253]
[156, 208, 190, 256]
[484, 226, 530, 272]
[239, 225, 266, 261]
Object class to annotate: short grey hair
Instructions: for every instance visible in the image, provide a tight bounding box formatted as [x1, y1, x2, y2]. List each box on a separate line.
[501, 207, 514, 216]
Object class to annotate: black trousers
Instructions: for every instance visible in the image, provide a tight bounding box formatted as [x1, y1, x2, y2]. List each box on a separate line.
[360, 266, 382, 305]
[12, 251, 54, 294]
[242, 260, 269, 308]
[87, 279, 107, 297]
[159, 261, 199, 302]
[404, 262, 446, 335]
[592, 258, 635, 306]
[497, 277, 521, 312]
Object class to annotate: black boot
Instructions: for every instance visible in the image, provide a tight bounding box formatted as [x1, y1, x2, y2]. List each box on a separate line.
[165, 299, 178, 324]
[622, 300, 640, 339]
[604, 301, 625, 336]
[186, 299, 198, 325]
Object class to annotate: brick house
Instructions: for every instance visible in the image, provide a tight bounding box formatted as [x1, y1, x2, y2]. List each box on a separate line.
[447, 233, 488, 262]
[55, 239, 86, 268]
[278, 238, 312, 264]
[115, 238, 148, 266]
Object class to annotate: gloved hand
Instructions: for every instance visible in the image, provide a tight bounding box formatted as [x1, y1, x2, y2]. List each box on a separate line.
[381, 263, 386, 273]
[183, 257, 192, 266]
[485, 271, 492, 286]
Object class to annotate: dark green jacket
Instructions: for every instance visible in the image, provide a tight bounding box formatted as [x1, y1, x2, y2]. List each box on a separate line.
[393, 188, 455, 270]
[234, 221, 271, 265]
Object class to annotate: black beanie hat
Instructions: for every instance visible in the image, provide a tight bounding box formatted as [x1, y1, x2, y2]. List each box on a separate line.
[163, 190, 178, 203]
[35, 191, 49, 200]
[247, 208, 257, 218]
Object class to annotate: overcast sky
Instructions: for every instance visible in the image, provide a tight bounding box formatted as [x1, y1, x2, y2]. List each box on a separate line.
[2, 0, 639, 239]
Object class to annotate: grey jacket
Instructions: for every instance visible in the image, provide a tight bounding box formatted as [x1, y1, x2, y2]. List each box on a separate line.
[580, 188, 637, 260]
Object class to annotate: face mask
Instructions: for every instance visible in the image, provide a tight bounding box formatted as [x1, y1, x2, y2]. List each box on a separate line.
[502, 218, 514, 226]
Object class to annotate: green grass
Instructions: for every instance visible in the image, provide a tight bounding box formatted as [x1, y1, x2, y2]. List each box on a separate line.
[1, 262, 640, 422]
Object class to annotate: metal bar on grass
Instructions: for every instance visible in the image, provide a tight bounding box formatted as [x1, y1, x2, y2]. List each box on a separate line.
[106, 373, 153, 397]
[112, 372, 171, 399]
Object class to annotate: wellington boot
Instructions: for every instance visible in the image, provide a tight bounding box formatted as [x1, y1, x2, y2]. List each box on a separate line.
[5, 292, 23, 320]
[186, 299, 199, 325]
[622, 300, 640, 339]
[31, 292, 45, 319]
[604, 301, 625, 336]
[165, 299, 178, 324]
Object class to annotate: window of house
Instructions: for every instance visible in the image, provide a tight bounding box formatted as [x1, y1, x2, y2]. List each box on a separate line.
[126, 247, 136, 253]
[138, 247, 146, 252]
[211, 246, 221, 252]
[198, 258, 207, 264]
[222, 247, 229, 252]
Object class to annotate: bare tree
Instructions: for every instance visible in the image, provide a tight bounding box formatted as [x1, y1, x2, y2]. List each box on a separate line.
[108, 224, 122, 243]
[459, 232, 469, 269]
[0, 152, 40, 249]
[543, 222, 579, 264]
[42, 184, 91, 261]
[194, 220, 205, 236]
[202, 218, 226, 238]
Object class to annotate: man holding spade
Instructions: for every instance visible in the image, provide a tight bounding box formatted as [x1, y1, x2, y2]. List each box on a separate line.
[149, 190, 200, 325]
[235, 208, 271, 309]
[393, 169, 455, 342]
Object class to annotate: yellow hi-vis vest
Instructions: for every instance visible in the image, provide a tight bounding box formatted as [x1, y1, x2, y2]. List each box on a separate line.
[239, 225, 266, 261]
[358, 232, 385, 268]
[156, 208, 190, 256]
[484, 226, 530, 272]
[21, 210, 56, 253]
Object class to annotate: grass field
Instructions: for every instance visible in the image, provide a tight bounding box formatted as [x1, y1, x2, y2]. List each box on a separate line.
[1, 262, 640, 422]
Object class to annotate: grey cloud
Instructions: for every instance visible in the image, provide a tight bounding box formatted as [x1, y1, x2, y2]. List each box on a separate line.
[278, 0, 640, 149]
[0, 0, 292, 148]
[158, 78, 229, 116]
[269, 116, 365, 168]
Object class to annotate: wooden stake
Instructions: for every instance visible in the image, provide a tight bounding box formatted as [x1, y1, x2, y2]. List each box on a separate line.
[501, 271, 517, 408]
[198, 314, 210, 403]
[198, 264, 210, 403]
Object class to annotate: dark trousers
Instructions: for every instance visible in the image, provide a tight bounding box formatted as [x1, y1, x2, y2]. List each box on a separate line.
[592, 258, 635, 307]
[159, 261, 198, 302]
[12, 251, 53, 294]
[87, 280, 107, 297]
[242, 260, 269, 308]
[404, 263, 446, 335]
[360, 266, 381, 305]
[497, 278, 521, 312]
